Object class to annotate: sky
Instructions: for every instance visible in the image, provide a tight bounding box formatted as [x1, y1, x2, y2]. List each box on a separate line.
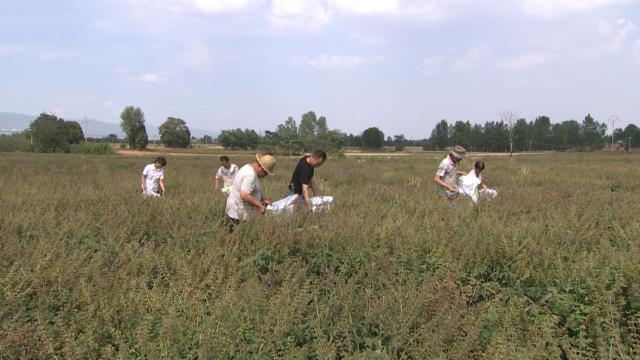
[1, 0, 639, 137]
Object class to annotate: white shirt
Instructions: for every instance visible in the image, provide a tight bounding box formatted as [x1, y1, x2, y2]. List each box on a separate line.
[226, 164, 262, 220]
[142, 164, 164, 193]
[215, 164, 239, 186]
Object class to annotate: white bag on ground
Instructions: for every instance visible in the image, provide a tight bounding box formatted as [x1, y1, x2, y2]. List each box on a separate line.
[267, 195, 334, 214]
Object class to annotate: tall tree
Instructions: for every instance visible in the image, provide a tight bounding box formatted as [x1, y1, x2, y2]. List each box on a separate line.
[579, 114, 607, 150]
[532, 115, 552, 150]
[500, 111, 518, 156]
[29, 113, 68, 152]
[430, 119, 449, 150]
[513, 118, 533, 151]
[159, 117, 191, 148]
[64, 120, 85, 144]
[622, 124, 640, 147]
[361, 127, 385, 149]
[276, 117, 300, 155]
[120, 106, 148, 150]
[451, 121, 472, 149]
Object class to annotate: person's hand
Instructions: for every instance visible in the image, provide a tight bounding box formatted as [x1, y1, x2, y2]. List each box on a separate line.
[261, 199, 272, 206]
[257, 204, 266, 214]
[448, 185, 457, 193]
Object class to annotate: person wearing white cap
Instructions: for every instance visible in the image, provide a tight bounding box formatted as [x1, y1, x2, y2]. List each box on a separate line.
[225, 154, 277, 232]
[434, 145, 467, 199]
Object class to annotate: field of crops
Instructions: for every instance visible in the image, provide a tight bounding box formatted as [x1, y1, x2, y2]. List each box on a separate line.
[1, 151, 639, 358]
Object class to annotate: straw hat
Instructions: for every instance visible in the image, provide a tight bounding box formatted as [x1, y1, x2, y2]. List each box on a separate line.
[449, 145, 467, 159]
[256, 154, 276, 175]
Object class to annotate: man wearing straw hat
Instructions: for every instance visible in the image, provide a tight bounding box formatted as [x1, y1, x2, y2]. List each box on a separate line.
[433, 145, 467, 200]
[225, 154, 277, 232]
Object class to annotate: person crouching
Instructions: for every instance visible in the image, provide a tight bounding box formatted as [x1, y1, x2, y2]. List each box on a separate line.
[225, 154, 276, 233]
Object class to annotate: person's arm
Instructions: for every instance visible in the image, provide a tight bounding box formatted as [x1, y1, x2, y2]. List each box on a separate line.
[214, 177, 221, 191]
[140, 174, 146, 192]
[456, 170, 467, 176]
[240, 191, 266, 214]
[480, 181, 489, 190]
[159, 179, 166, 195]
[302, 183, 313, 211]
[310, 178, 320, 197]
[434, 175, 456, 193]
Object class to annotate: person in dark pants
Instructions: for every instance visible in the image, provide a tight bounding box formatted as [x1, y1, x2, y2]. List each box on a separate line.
[287, 150, 326, 212]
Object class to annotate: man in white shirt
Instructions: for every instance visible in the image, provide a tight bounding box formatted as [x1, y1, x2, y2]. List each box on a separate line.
[141, 157, 167, 197]
[461, 160, 498, 204]
[434, 145, 466, 200]
[225, 154, 277, 232]
[214, 156, 239, 194]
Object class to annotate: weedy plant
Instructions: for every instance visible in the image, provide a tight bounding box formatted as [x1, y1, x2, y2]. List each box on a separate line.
[0, 152, 639, 358]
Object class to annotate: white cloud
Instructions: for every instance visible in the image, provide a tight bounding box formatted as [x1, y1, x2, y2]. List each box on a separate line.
[291, 54, 382, 69]
[453, 45, 487, 73]
[497, 52, 549, 70]
[521, 0, 630, 17]
[332, 0, 444, 20]
[421, 55, 443, 75]
[132, 73, 166, 83]
[597, 18, 638, 52]
[144, 0, 262, 13]
[268, 0, 331, 30]
[267, 0, 443, 30]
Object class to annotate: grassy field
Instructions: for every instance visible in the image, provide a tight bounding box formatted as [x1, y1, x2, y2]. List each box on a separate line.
[1, 152, 639, 358]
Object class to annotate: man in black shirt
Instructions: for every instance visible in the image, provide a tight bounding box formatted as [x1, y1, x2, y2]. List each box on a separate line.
[288, 150, 327, 211]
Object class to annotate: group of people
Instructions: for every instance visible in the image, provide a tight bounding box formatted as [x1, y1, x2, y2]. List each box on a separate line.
[139, 145, 497, 231]
[433, 145, 498, 204]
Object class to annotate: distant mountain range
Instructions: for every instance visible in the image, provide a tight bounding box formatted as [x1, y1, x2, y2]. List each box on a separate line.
[0, 112, 218, 140]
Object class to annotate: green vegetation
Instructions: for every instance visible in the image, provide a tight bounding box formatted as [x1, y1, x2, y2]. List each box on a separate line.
[120, 106, 149, 150]
[1, 152, 639, 358]
[159, 117, 191, 148]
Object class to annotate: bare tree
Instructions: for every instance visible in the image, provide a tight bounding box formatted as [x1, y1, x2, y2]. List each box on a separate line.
[500, 110, 518, 157]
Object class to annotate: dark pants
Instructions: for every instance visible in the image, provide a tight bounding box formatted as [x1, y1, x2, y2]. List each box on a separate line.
[227, 216, 240, 233]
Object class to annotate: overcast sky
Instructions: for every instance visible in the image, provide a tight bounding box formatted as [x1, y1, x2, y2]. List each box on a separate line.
[1, 0, 639, 137]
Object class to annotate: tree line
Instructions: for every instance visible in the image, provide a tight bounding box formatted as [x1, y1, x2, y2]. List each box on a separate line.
[425, 114, 640, 152]
[5, 105, 639, 154]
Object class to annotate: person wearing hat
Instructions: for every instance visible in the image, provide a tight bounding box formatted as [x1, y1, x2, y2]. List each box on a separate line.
[225, 154, 277, 232]
[433, 145, 467, 199]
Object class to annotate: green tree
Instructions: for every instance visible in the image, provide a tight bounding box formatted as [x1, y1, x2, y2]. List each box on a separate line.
[103, 133, 119, 143]
[430, 119, 449, 150]
[276, 117, 301, 154]
[532, 115, 552, 150]
[159, 117, 191, 148]
[299, 111, 317, 148]
[451, 121, 472, 149]
[28, 113, 69, 152]
[200, 135, 213, 144]
[513, 119, 533, 151]
[120, 106, 148, 150]
[622, 124, 640, 147]
[361, 127, 385, 149]
[579, 114, 607, 150]
[64, 121, 85, 144]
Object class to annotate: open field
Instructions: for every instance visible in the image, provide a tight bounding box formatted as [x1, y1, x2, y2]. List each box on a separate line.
[1, 152, 639, 358]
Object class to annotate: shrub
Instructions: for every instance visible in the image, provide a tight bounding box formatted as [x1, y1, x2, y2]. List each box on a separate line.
[69, 142, 114, 155]
[0, 134, 33, 152]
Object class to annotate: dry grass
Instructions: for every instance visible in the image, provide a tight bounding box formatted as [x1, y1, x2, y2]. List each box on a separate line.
[1, 152, 639, 358]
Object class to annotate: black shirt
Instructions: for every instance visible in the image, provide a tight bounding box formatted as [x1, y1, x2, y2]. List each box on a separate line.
[289, 156, 314, 195]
